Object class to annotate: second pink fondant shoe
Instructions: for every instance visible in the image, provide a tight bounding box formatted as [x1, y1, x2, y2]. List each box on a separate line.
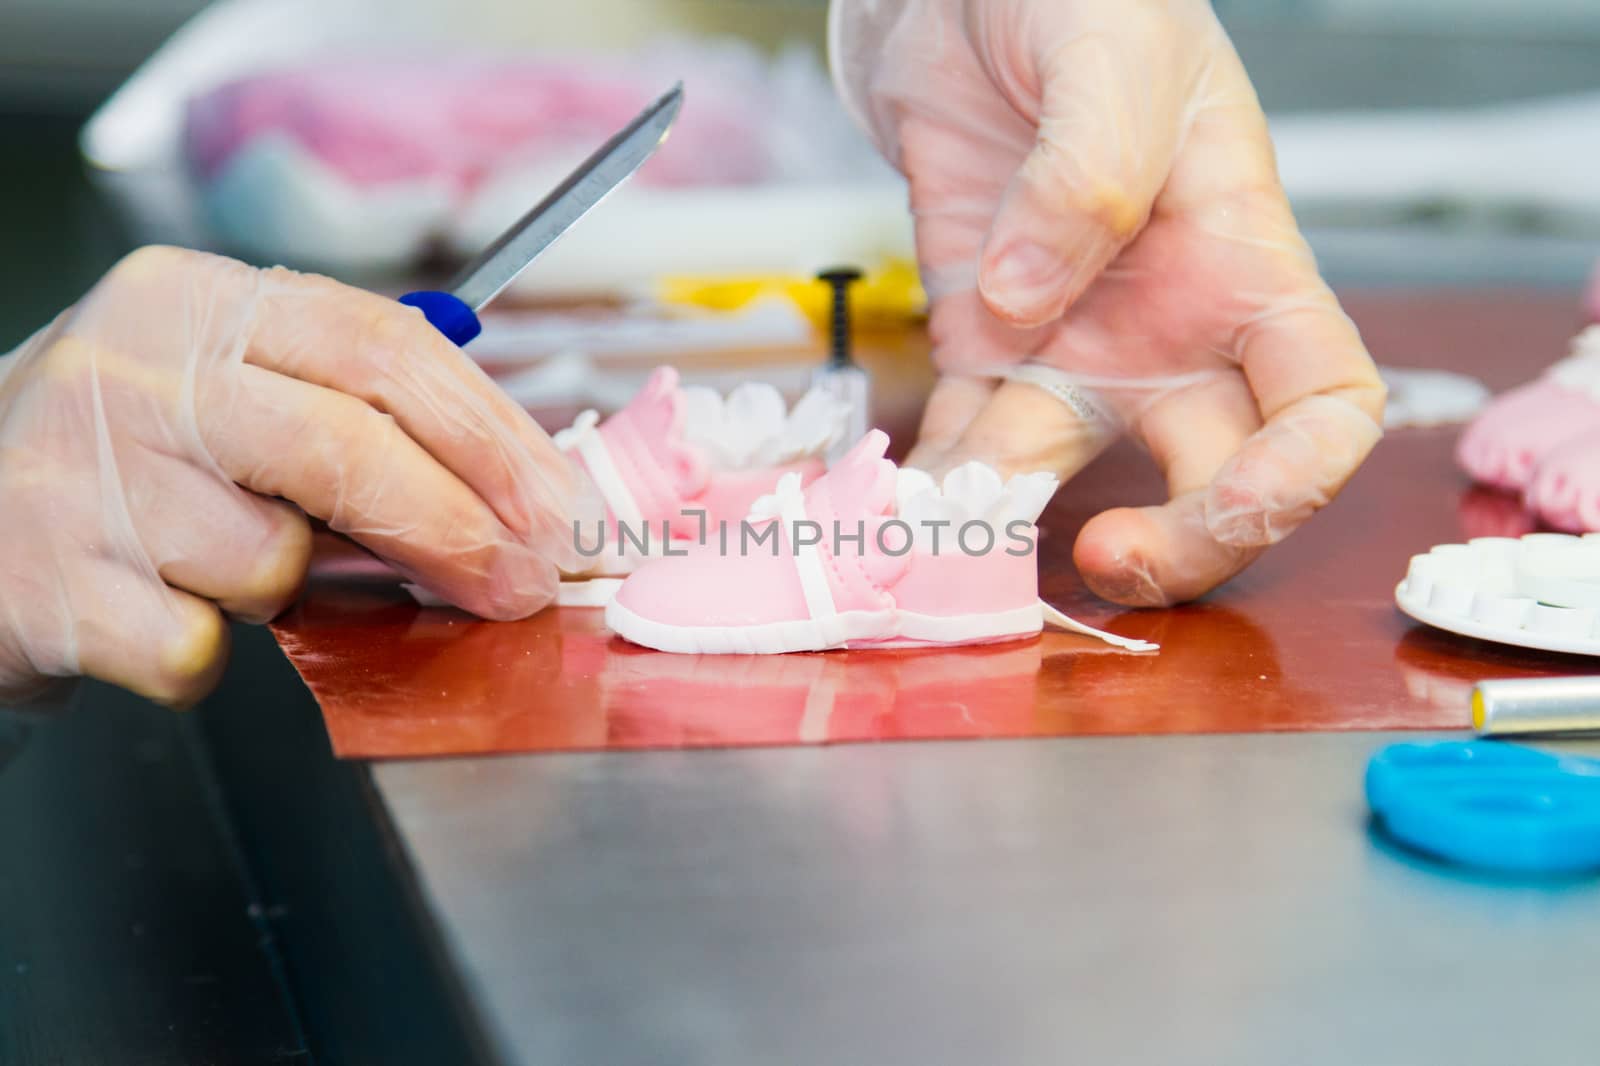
[605, 430, 1158, 654]
[1457, 326, 1600, 492]
[555, 367, 849, 580]
[1523, 429, 1600, 532]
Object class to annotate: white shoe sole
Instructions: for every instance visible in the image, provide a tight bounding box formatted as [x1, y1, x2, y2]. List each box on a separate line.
[557, 578, 625, 607]
[605, 599, 1046, 654]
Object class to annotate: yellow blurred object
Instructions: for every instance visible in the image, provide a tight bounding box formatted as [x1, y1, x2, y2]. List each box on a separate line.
[659, 259, 928, 327]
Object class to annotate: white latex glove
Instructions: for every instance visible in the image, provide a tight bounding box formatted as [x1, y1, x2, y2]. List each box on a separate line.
[0, 247, 598, 706]
[831, 0, 1386, 605]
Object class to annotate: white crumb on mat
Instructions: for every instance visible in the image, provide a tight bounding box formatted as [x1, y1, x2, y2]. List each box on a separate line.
[1378, 366, 1489, 428]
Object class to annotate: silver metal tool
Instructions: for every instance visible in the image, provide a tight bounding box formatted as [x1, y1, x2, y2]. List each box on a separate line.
[1471, 675, 1600, 736]
[448, 82, 684, 312]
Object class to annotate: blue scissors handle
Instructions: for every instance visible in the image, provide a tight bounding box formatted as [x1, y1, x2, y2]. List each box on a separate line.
[398, 290, 482, 347]
[1367, 740, 1600, 874]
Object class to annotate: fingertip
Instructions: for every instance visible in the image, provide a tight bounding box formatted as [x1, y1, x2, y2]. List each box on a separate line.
[978, 240, 1074, 326]
[151, 599, 230, 709]
[1073, 509, 1174, 607]
[459, 544, 561, 622]
[1074, 497, 1264, 607]
[534, 480, 607, 581]
[219, 507, 314, 623]
[75, 579, 231, 709]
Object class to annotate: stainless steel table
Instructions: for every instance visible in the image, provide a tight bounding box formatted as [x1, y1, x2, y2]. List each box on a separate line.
[371, 732, 1600, 1066]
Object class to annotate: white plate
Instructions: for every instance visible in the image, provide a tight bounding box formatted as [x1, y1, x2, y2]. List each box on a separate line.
[1395, 580, 1600, 657]
[1394, 533, 1600, 657]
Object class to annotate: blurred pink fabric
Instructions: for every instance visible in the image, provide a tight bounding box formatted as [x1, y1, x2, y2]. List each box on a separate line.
[183, 54, 772, 192]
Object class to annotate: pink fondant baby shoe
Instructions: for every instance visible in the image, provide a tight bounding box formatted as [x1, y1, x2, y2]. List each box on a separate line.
[1523, 429, 1600, 532]
[555, 367, 849, 580]
[1457, 325, 1600, 493]
[605, 430, 1159, 654]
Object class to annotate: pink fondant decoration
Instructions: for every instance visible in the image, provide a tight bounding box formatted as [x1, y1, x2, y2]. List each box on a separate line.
[1456, 381, 1600, 493]
[183, 56, 771, 194]
[609, 431, 1050, 652]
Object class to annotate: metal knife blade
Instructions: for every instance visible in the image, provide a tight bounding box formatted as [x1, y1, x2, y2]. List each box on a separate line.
[447, 82, 683, 312]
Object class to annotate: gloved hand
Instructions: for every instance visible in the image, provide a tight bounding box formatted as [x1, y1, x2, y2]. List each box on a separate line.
[831, 0, 1386, 605]
[0, 247, 597, 707]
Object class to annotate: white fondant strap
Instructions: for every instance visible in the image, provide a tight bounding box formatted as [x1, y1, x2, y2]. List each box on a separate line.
[1040, 601, 1159, 652]
[779, 479, 838, 624]
[568, 415, 645, 530]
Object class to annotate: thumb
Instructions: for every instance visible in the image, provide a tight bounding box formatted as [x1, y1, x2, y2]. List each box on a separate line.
[977, 33, 1183, 326]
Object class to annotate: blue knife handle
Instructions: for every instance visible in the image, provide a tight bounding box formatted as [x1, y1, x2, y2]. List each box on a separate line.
[399, 290, 481, 347]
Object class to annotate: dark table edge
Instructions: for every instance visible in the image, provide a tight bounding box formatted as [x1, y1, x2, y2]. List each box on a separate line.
[196, 622, 502, 1066]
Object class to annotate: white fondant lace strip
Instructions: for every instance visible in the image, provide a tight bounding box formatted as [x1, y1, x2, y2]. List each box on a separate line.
[774, 473, 838, 625]
[1040, 602, 1159, 652]
[761, 473, 1156, 652]
[558, 411, 644, 530]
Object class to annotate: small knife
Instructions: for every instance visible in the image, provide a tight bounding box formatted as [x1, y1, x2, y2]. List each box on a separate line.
[399, 82, 684, 346]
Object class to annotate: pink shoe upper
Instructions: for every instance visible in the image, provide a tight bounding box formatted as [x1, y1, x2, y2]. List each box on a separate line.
[1523, 429, 1600, 533]
[587, 366, 711, 528]
[559, 367, 833, 566]
[1457, 327, 1600, 493]
[1456, 382, 1600, 492]
[612, 430, 1048, 630]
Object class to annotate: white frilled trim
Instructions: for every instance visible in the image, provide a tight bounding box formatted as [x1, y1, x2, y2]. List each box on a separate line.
[680, 384, 850, 470]
[1547, 325, 1600, 401]
[894, 463, 1059, 553]
[744, 463, 1157, 653]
